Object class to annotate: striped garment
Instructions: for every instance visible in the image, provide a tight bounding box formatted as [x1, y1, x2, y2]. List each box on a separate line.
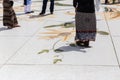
[3, 0, 18, 27]
[75, 12, 96, 41]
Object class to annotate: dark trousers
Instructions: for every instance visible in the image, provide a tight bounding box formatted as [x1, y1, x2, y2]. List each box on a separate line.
[105, 0, 109, 4]
[24, 0, 27, 5]
[41, 0, 54, 13]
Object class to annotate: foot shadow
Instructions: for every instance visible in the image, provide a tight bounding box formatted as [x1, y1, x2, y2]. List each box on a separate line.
[16, 11, 35, 16]
[29, 13, 52, 19]
[55, 45, 92, 53]
[0, 27, 9, 32]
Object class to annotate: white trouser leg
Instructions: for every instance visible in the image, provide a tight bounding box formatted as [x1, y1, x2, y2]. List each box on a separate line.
[28, 4, 31, 12]
[28, 0, 32, 12]
[24, 5, 28, 13]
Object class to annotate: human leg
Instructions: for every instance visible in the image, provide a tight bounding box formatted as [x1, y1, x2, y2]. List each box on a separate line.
[40, 0, 48, 15]
[50, 0, 54, 14]
[75, 12, 96, 47]
[105, 0, 109, 4]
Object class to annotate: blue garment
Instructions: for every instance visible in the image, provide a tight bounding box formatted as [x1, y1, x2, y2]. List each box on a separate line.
[24, 0, 31, 5]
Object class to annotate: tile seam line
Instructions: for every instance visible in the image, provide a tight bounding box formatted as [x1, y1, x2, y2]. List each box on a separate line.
[0, 21, 47, 70]
[0, 37, 31, 70]
[4, 64, 119, 67]
[103, 12, 120, 68]
[0, 35, 33, 37]
[31, 20, 49, 36]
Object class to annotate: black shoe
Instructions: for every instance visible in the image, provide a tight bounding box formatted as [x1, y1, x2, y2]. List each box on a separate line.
[50, 12, 53, 14]
[84, 41, 89, 47]
[30, 11, 34, 13]
[25, 11, 34, 14]
[39, 12, 45, 15]
[76, 40, 89, 47]
[76, 41, 84, 47]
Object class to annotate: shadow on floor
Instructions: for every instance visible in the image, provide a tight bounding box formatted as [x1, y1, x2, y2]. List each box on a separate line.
[0, 27, 9, 32]
[56, 45, 92, 53]
[29, 13, 52, 19]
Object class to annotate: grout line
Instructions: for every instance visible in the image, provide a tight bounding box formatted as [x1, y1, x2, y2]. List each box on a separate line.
[103, 12, 120, 69]
[31, 20, 49, 36]
[0, 19, 68, 67]
[2, 64, 119, 67]
[0, 21, 46, 70]
[0, 35, 33, 37]
[112, 35, 120, 37]
[0, 37, 31, 69]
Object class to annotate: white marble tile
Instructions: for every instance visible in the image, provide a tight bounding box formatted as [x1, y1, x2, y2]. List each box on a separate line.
[7, 35, 118, 65]
[112, 37, 120, 64]
[97, 20, 108, 31]
[0, 21, 44, 36]
[40, 20, 66, 29]
[0, 37, 30, 64]
[0, 65, 119, 80]
[7, 36, 58, 64]
[108, 20, 120, 36]
[97, 20, 109, 36]
[0, 1, 120, 80]
[56, 36, 118, 65]
[0, 65, 3, 68]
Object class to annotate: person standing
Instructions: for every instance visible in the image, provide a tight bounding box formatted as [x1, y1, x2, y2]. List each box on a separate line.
[24, 0, 34, 14]
[105, 0, 109, 4]
[112, 0, 116, 4]
[39, 0, 54, 15]
[3, 0, 20, 29]
[73, 0, 96, 47]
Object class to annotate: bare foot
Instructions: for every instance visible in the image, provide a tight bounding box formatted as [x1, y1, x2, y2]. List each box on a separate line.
[14, 24, 20, 27]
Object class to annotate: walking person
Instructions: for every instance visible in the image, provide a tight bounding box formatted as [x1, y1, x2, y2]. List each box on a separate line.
[3, 0, 20, 29]
[24, 0, 34, 14]
[73, 0, 96, 47]
[39, 0, 54, 15]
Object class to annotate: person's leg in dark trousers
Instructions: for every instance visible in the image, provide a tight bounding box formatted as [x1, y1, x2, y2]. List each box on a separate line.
[24, 0, 27, 5]
[105, 0, 109, 4]
[40, 0, 48, 14]
[50, 0, 54, 14]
